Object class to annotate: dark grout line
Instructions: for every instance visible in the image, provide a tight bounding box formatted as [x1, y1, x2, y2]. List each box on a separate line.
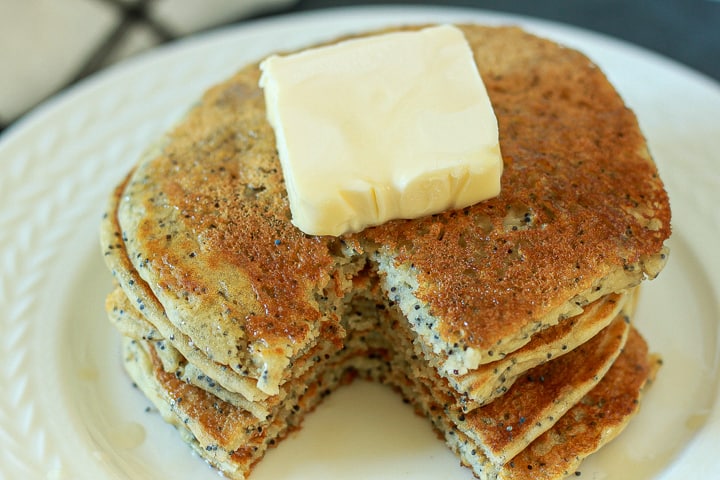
[67, 0, 177, 84]
[67, 16, 135, 85]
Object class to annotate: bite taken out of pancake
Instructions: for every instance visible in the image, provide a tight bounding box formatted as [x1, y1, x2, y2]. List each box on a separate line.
[100, 24, 671, 480]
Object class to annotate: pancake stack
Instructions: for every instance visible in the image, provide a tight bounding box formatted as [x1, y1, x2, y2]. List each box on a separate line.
[101, 25, 671, 479]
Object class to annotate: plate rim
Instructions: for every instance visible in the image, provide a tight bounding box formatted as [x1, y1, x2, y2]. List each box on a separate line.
[0, 5, 718, 480]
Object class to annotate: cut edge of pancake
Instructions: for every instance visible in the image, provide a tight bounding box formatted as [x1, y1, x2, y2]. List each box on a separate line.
[99, 23, 671, 480]
[120, 307, 655, 480]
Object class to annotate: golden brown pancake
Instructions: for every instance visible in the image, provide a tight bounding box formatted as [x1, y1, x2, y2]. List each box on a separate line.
[451, 291, 632, 410]
[120, 314, 647, 480]
[105, 281, 636, 418]
[461, 312, 631, 464]
[497, 329, 659, 480]
[101, 24, 671, 480]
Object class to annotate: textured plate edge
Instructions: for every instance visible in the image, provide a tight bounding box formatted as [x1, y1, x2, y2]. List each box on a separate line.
[0, 5, 718, 480]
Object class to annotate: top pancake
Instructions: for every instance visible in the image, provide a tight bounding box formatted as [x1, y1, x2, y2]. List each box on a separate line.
[105, 25, 670, 395]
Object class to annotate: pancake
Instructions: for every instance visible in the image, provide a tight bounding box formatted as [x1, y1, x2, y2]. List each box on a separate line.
[100, 24, 671, 479]
[450, 291, 632, 410]
[119, 310, 645, 480]
[106, 272, 637, 418]
[460, 313, 630, 464]
[496, 329, 659, 480]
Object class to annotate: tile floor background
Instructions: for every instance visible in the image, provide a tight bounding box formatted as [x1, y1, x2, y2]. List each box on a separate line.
[1, 0, 297, 128]
[2, 0, 719, 133]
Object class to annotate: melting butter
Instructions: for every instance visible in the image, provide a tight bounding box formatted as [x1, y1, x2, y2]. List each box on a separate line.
[260, 24, 502, 236]
[107, 421, 147, 450]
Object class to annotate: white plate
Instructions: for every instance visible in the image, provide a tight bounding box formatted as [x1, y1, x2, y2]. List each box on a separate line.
[1, 6, 718, 480]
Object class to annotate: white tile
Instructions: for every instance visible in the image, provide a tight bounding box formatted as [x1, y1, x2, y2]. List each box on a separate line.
[0, 0, 121, 122]
[100, 22, 161, 68]
[148, 0, 298, 36]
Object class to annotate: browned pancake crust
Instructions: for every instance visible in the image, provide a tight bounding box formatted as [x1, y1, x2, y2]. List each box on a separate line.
[453, 291, 628, 409]
[499, 328, 657, 479]
[102, 24, 671, 480]
[125, 89, 331, 349]
[465, 313, 630, 463]
[145, 345, 257, 451]
[361, 26, 671, 347]
[112, 25, 669, 363]
[125, 317, 652, 480]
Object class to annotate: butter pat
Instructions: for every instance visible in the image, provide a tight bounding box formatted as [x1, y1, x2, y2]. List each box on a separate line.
[260, 25, 502, 236]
